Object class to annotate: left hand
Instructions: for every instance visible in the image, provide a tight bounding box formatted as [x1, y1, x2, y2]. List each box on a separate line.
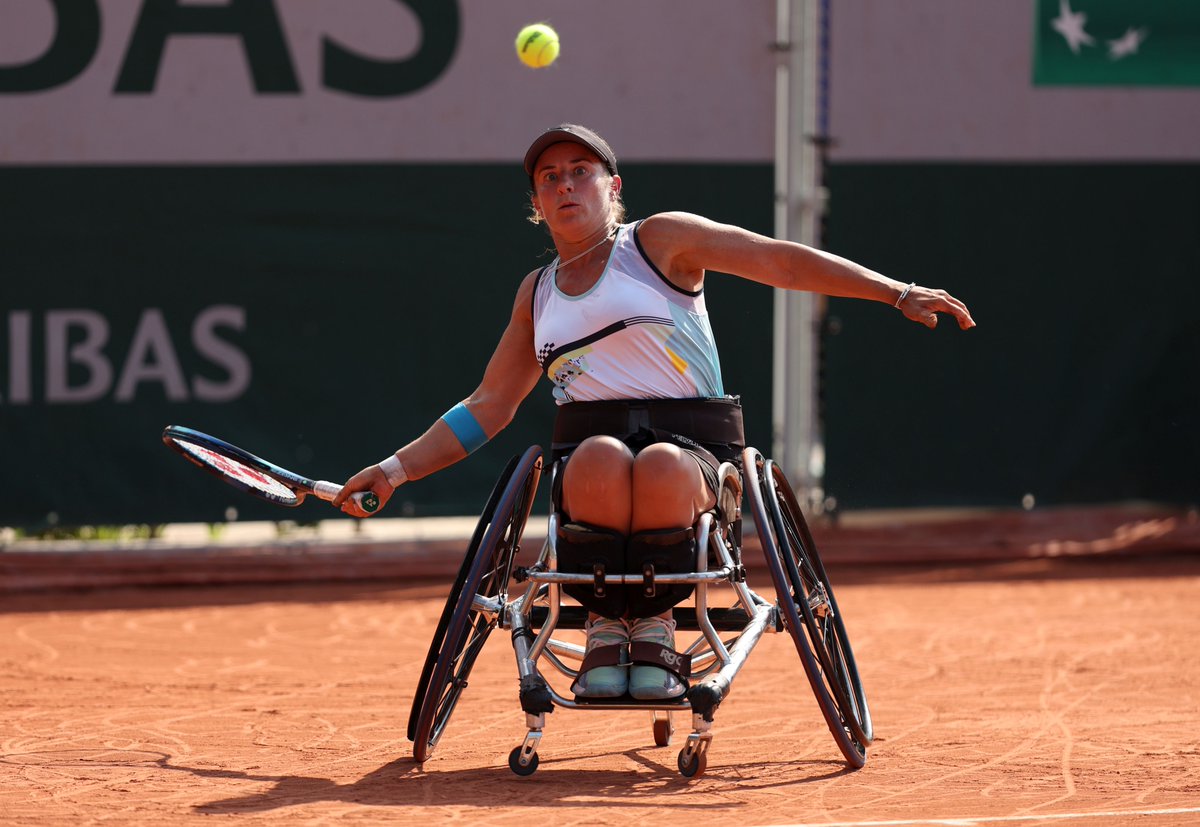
[898, 286, 976, 330]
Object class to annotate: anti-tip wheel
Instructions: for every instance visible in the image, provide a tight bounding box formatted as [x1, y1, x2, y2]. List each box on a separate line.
[677, 748, 707, 778]
[653, 717, 673, 747]
[508, 746, 539, 776]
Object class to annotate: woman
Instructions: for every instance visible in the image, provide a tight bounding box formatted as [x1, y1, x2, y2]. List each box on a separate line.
[334, 124, 975, 700]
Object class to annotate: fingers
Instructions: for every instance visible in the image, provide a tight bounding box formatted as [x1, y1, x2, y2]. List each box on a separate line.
[340, 485, 392, 518]
[331, 466, 388, 514]
[903, 286, 976, 331]
[940, 292, 976, 329]
[330, 472, 362, 507]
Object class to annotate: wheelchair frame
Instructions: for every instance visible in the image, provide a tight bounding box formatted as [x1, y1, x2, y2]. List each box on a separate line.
[406, 444, 873, 778]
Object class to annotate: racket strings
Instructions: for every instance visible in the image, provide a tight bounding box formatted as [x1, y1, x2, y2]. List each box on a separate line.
[175, 440, 298, 504]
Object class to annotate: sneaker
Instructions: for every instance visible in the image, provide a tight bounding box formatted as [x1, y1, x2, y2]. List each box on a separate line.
[628, 615, 686, 700]
[571, 617, 629, 698]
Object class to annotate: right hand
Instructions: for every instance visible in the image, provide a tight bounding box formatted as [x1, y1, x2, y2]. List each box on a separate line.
[332, 465, 396, 517]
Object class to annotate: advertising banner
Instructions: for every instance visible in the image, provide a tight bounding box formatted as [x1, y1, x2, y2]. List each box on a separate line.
[1033, 0, 1200, 87]
[0, 1, 775, 164]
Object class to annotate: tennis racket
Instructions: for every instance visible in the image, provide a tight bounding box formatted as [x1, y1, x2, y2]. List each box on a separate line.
[162, 425, 379, 513]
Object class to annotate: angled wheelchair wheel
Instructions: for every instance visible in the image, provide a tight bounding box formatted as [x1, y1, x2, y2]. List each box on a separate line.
[408, 445, 543, 762]
[745, 449, 872, 768]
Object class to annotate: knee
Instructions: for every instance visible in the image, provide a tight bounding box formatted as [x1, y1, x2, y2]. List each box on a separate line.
[631, 444, 707, 530]
[562, 436, 634, 510]
[632, 443, 697, 491]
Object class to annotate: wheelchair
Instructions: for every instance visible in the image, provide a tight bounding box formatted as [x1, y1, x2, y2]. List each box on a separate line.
[406, 443, 873, 778]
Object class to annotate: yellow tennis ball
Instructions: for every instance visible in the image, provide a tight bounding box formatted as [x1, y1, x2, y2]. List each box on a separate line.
[515, 23, 559, 68]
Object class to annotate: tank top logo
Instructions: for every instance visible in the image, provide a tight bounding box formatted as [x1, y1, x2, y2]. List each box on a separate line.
[548, 348, 592, 399]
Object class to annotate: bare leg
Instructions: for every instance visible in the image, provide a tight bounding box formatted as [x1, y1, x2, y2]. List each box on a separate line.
[630, 442, 716, 533]
[626, 443, 712, 698]
[560, 437, 636, 694]
[561, 435, 635, 533]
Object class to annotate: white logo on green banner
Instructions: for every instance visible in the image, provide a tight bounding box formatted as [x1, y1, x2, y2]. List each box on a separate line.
[1033, 0, 1200, 86]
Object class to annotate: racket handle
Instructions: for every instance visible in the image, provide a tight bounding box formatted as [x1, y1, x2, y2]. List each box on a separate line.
[313, 481, 380, 514]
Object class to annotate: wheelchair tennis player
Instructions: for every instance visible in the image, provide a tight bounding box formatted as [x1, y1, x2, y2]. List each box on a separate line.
[334, 123, 975, 704]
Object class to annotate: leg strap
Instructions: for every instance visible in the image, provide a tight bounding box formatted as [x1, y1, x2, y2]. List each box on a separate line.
[625, 526, 696, 618]
[577, 643, 626, 674]
[630, 641, 692, 684]
[557, 522, 627, 618]
[557, 522, 699, 619]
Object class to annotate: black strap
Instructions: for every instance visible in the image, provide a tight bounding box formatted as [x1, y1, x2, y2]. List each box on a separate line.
[552, 396, 745, 464]
[629, 641, 692, 681]
[578, 643, 625, 674]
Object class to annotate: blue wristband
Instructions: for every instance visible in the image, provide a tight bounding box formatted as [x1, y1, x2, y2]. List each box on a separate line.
[441, 402, 489, 453]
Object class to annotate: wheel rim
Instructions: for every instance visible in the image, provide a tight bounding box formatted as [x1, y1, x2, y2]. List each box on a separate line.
[743, 448, 869, 767]
[412, 448, 542, 759]
[407, 453, 524, 744]
[766, 461, 873, 746]
[423, 612, 497, 748]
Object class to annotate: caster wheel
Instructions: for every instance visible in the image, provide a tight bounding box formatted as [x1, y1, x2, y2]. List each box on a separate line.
[508, 746, 539, 776]
[677, 748, 707, 778]
[653, 718, 673, 747]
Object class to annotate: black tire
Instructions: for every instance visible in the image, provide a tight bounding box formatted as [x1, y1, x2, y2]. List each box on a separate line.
[406, 451, 521, 743]
[508, 746, 539, 776]
[677, 747, 707, 778]
[408, 446, 543, 762]
[745, 449, 872, 769]
[767, 460, 874, 747]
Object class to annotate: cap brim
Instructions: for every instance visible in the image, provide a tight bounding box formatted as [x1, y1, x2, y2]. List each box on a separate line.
[524, 127, 617, 179]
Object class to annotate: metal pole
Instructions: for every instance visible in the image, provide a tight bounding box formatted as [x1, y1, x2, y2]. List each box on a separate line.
[772, 0, 827, 508]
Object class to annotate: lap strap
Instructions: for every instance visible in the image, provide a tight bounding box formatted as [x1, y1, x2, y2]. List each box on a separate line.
[551, 396, 745, 464]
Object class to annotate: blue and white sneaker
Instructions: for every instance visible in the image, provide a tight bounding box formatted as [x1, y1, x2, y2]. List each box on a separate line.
[629, 615, 687, 700]
[571, 617, 629, 698]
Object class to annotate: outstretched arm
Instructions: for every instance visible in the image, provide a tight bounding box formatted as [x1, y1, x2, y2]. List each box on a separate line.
[637, 211, 976, 330]
[333, 271, 545, 516]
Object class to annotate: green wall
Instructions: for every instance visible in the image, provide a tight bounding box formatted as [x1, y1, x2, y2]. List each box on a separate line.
[1, 163, 774, 527]
[822, 163, 1200, 508]
[7, 159, 1194, 527]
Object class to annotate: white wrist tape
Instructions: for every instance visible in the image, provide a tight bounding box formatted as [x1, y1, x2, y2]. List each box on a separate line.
[378, 454, 409, 488]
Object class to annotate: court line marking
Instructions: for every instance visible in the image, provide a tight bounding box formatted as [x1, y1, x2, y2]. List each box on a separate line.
[764, 806, 1200, 827]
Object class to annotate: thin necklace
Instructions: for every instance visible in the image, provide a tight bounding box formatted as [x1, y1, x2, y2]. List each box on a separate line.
[553, 226, 615, 273]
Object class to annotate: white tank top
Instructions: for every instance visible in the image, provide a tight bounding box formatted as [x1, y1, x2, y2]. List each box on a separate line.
[531, 221, 724, 404]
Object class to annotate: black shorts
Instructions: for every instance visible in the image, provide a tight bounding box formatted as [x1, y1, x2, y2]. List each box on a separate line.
[550, 396, 746, 502]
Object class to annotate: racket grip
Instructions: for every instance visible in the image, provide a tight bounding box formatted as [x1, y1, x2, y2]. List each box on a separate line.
[313, 481, 380, 514]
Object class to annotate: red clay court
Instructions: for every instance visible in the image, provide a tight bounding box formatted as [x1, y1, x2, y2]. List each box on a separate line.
[3, 505, 1198, 826]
